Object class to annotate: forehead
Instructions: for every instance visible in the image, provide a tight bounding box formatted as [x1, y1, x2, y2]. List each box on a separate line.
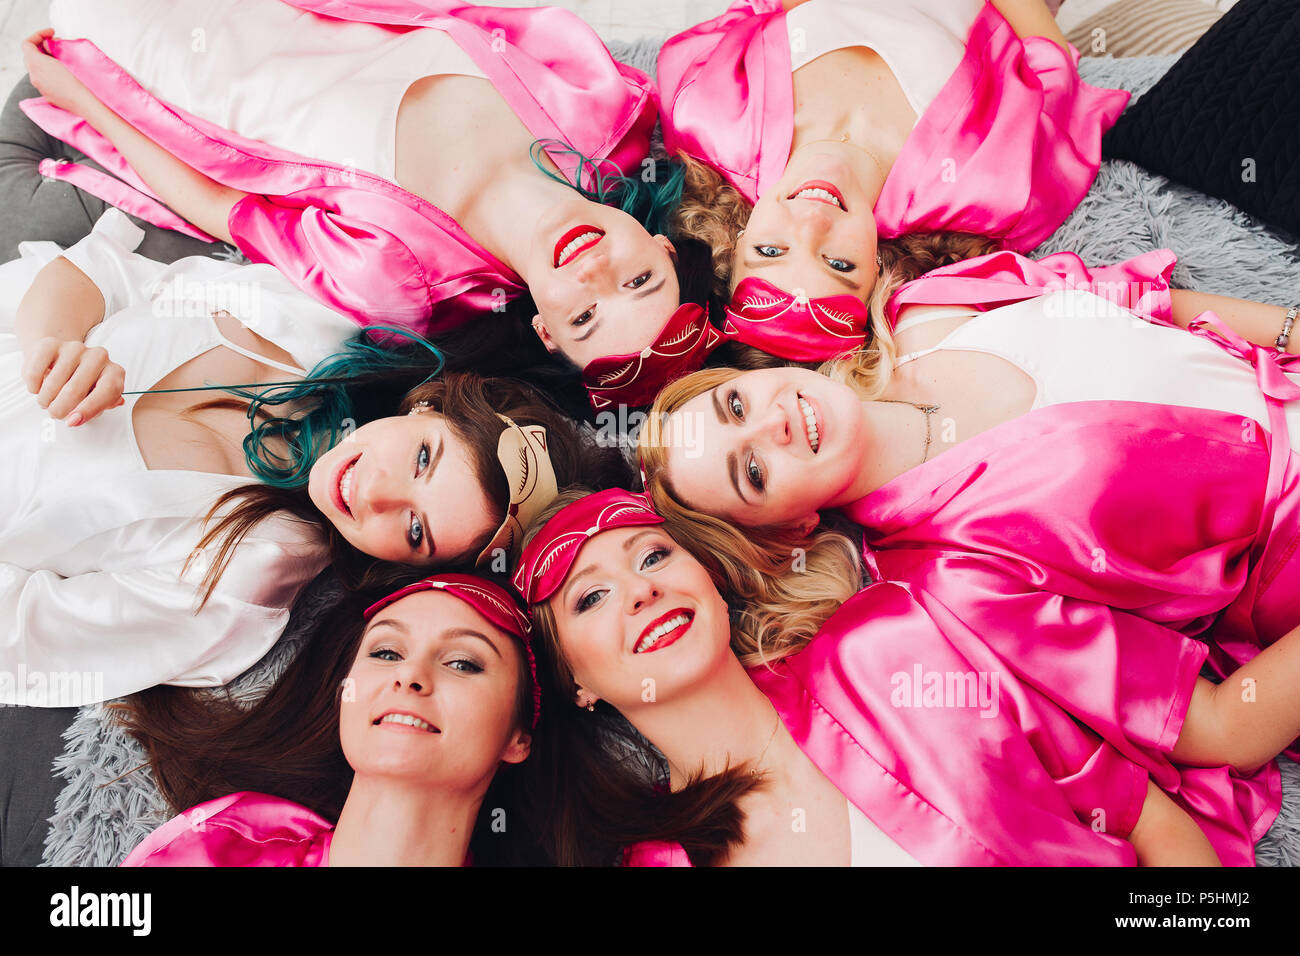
[555, 524, 664, 586]
[564, 525, 642, 575]
[365, 589, 493, 639]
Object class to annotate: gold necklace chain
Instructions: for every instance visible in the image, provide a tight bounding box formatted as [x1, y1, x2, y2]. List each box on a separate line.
[879, 399, 942, 463]
[750, 713, 782, 778]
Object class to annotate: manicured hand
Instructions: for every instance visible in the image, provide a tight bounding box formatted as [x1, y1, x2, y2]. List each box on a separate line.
[22, 337, 126, 426]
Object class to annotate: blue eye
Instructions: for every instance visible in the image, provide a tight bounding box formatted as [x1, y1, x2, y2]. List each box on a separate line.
[640, 546, 671, 570]
[416, 441, 430, 474]
[576, 589, 605, 613]
[448, 659, 483, 674]
[824, 256, 854, 272]
[727, 390, 744, 420]
[755, 245, 784, 258]
[408, 513, 424, 550]
[370, 648, 401, 662]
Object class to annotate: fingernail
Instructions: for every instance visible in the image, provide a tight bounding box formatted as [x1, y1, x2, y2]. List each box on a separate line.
[66, 412, 83, 426]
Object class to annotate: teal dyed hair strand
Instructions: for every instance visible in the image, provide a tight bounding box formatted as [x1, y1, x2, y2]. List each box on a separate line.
[211, 325, 445, 489]
[530, 139, 685, 237]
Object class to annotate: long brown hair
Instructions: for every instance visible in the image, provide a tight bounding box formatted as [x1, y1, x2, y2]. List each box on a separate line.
[515, 490, 764, 867]
[118, 571, 544, 865]
[188, 372, 632, 608]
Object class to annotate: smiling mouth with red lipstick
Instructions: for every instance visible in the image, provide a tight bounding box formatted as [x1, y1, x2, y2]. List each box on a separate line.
[787, 180, 846, 211]
[332, 452, 362, 520]
[553, 225, 606, 267]
[633, 608, 695, 654]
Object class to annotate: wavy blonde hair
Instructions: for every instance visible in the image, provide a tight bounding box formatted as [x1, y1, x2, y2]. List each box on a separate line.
[669, 154, 752, 303]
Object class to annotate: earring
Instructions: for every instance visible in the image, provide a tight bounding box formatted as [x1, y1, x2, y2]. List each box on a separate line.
[586, 702, 595, 713]
[875, 253, 882, 270]
[408, 400, 430, 415]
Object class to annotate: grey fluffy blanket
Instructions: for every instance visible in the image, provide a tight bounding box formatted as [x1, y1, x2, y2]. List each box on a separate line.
[41, 49, 1300, 866]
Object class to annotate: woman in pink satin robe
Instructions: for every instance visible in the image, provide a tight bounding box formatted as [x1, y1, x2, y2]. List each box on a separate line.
[121, 573, 539, 867]
[638, 283, 1300, 839]
[658, 0, 1127, 324]
[511, 489, 1300, 866]
[20, 0, 709, 379]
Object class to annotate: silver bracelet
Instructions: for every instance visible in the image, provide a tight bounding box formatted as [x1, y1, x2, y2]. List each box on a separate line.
[1277, 306, 1298, 350]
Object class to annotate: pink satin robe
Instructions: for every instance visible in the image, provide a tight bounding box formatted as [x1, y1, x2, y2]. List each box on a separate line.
[838, 401, 1298, 806]
[24, 0, 657, 334]
[122, 792, 334, 866]
[885, 248, 1179, 328]
[623, 583, 1275, 867]
[656, 1, 1128, 251]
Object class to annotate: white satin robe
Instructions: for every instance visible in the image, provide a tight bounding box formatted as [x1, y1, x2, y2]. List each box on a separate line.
[0, 211, 356, 705]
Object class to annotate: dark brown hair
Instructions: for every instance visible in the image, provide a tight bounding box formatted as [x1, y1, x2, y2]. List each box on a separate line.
[189, 372, 632, 607]
[118, 571, 544, 865]
[514, 489, 763, 867]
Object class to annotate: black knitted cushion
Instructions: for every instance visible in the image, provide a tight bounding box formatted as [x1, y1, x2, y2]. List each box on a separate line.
[1103, 0, 1300, 238]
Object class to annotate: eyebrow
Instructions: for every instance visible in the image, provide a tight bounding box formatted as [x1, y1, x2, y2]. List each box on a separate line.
[366, 619, 502, 658]
[444, 627, 503, 658]
[725, 450, 747, 506]
[559, 529, 666, 606]
[710, 387, 748, 505]
[710, 386, 727, 425]
[420, 434, 444, 558]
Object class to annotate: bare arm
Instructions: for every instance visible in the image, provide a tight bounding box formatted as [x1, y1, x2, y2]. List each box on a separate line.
[1128, 780, 1221, 866]
[15, 256, 125, 426]
[1172, 621, 1300, 774]
[15, 256, 105, 356]
[991, 0, 1070, 51]
[22, 30, 243, 244]
[1171, 289, 1297, 354]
